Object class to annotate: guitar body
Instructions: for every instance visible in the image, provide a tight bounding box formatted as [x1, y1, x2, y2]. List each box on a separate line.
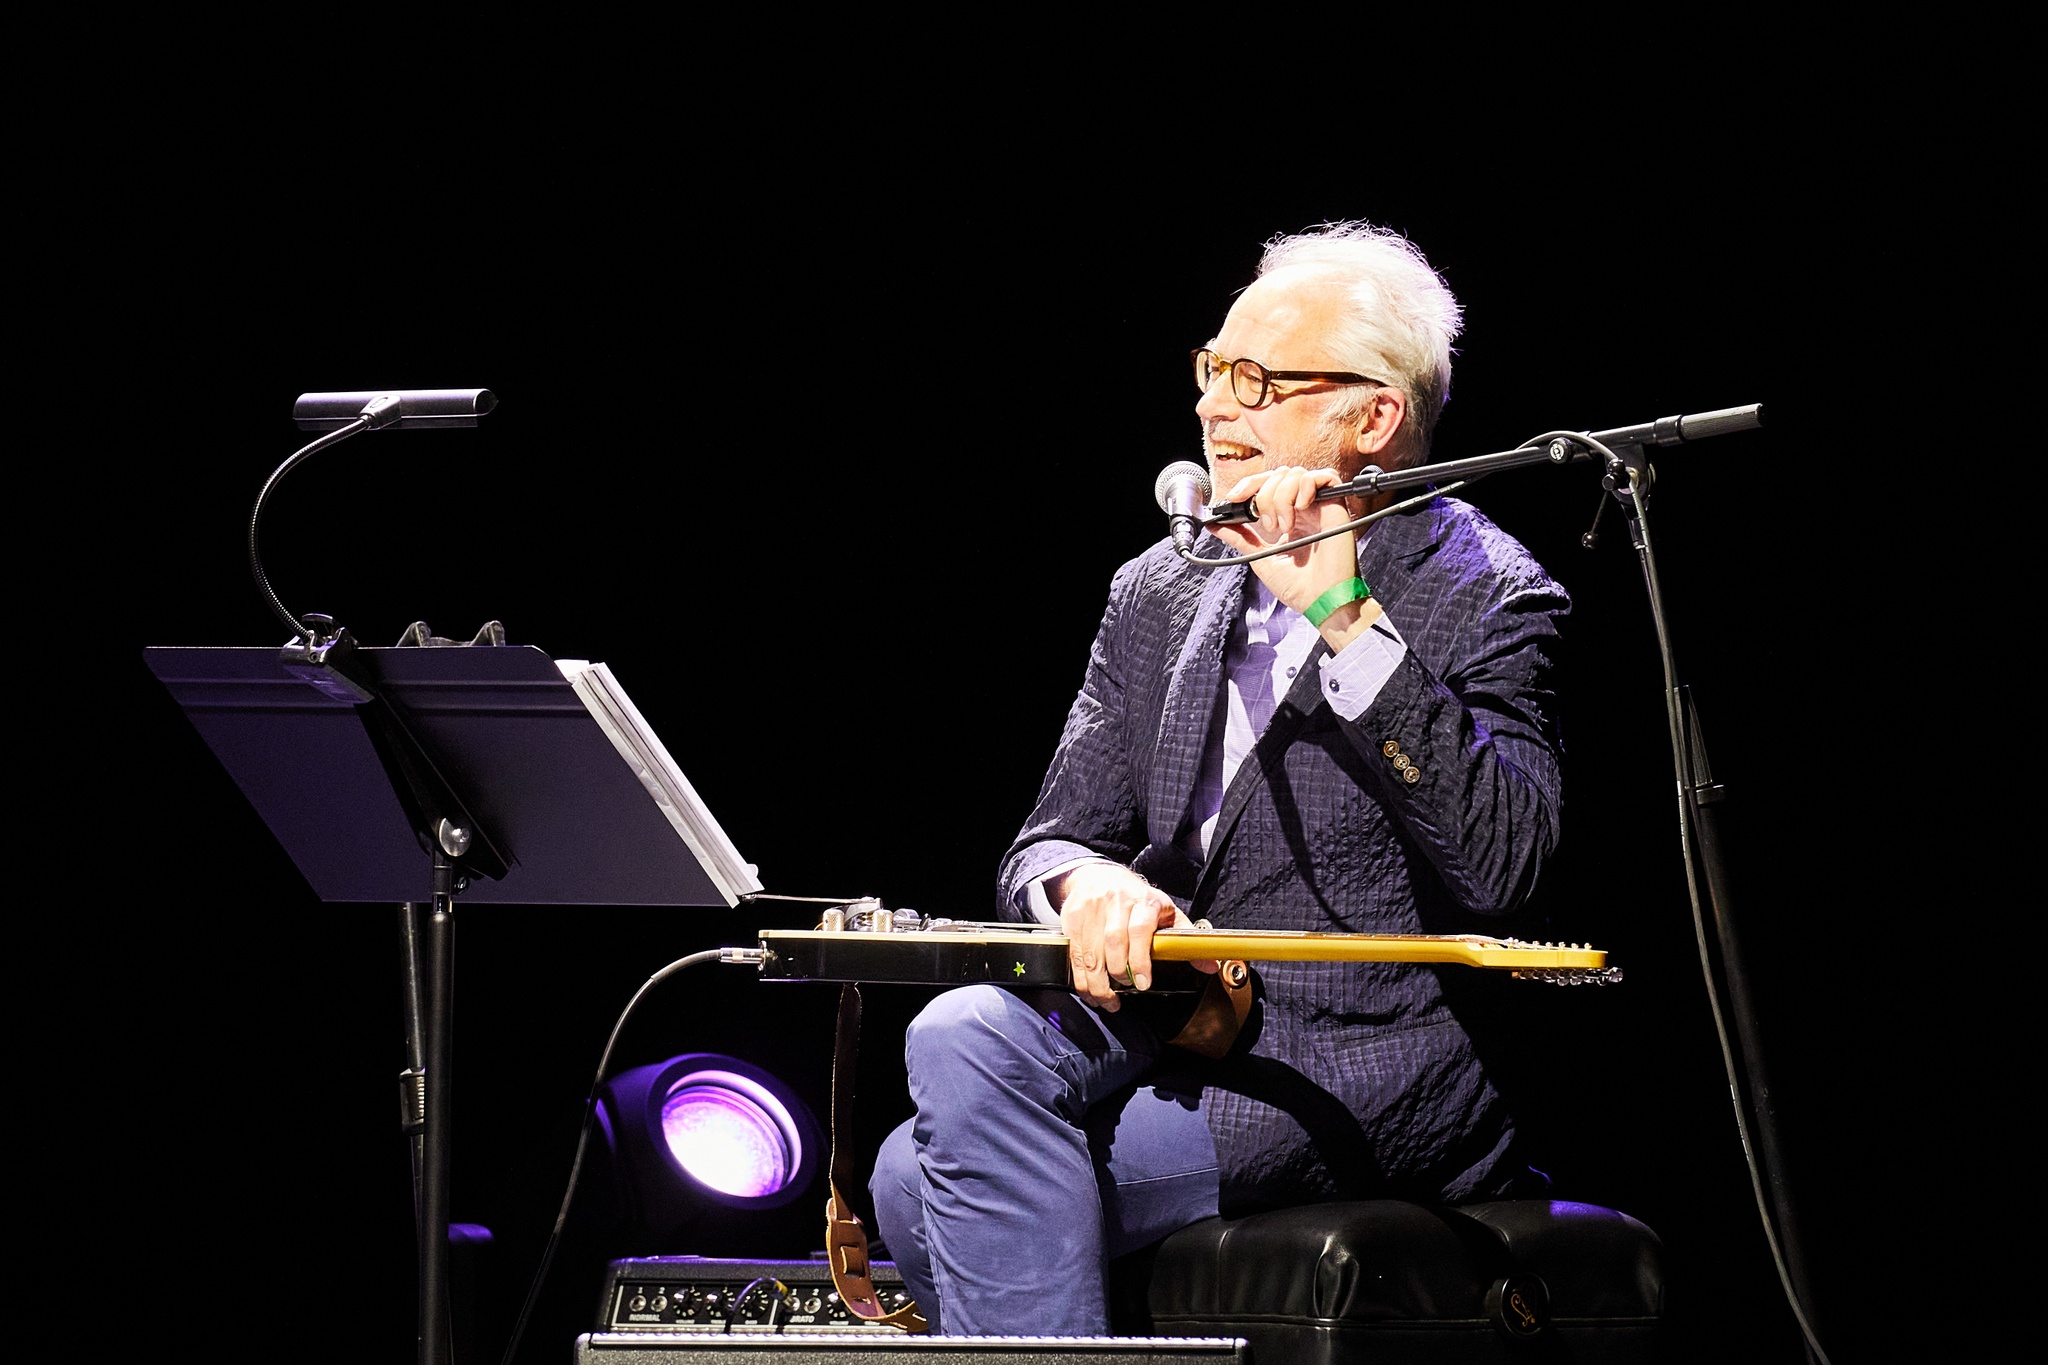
[756, 927, 1231, 1057]
[759, 928, 1077, 989]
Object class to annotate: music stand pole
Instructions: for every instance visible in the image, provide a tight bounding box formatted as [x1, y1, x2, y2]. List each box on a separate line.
[397, 901, 430, 1329]
[281, 629, 504, 1365]
[417, 842, 461, 1365]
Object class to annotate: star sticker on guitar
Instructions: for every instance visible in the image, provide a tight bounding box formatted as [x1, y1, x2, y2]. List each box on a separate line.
[1012, 961, 1026, 977]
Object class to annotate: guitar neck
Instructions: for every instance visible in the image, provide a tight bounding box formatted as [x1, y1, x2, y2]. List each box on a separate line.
[1147, 930, 1606, 971]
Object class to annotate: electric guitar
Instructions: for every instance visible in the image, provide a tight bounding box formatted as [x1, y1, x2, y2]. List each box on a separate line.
[756, 923, 1620, 989]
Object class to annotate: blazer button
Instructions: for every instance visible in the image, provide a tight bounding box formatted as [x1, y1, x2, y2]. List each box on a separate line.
[1403, 766, 1421, 784]
[1382, 740, 1401, 758]
[1392, 754, 1411, 772]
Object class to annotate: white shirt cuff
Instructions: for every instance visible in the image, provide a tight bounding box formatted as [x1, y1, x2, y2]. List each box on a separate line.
[1020, 855, 1116, 926]
[1317, 615, 1407, 721]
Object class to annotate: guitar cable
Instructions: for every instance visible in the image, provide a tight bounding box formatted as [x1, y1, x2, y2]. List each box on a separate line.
[496, 944, 760, 1365]
[1173, 481, 1465, 568]
[498, 892, 892, 1361]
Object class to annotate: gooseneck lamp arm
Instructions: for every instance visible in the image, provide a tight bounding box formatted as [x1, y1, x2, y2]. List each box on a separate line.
[248, 412, 376, 643]
[249, 389, 496, 645]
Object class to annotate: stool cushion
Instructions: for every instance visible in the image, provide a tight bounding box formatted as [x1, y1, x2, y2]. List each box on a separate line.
[1124, 1199, 1663, 1364]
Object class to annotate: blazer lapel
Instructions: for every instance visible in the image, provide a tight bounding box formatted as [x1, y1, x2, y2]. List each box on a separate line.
[1191, 637, 1331, 912]
[1146, 559, 1247, 854]
[1181, 499, 1450, 912]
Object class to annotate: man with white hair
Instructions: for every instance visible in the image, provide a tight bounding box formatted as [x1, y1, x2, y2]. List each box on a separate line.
[870, 222, 1569, 1336]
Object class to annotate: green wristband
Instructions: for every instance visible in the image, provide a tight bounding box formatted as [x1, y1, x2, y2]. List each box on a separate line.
[1303, 576, 1374, 627]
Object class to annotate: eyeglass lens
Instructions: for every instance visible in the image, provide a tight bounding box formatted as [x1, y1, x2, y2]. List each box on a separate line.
[1193, 350, 1268, 406]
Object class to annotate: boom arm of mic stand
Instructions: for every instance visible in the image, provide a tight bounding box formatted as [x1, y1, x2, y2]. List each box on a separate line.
[1201, 404, 1764, 525]
[1345, 402, 1765, 493]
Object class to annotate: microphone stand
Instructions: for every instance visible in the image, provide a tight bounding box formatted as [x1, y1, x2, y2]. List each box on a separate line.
[1596, 443, 1824, 1363]
[1197, 403, 1827, 1360]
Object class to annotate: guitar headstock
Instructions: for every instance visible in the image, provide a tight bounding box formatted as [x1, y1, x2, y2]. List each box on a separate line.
[1511, 965, 1625, 985]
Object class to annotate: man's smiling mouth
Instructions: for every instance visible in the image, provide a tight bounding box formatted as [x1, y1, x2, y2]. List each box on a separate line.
[1207, 438, 1263, 462]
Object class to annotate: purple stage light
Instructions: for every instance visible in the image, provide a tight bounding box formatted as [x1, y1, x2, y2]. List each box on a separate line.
[599, 1051, 823, 1241]
[658, 1068, 804, 1199]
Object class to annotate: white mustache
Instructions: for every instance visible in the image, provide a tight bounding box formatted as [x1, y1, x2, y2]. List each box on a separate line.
[1203, 423, 1262, 452]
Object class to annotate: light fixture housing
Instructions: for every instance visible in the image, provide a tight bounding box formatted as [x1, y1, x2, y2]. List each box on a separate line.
[597, 1053, 824, 1252]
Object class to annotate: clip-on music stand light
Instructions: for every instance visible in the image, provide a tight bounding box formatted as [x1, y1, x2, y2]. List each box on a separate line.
[146, 389, 761, 1365]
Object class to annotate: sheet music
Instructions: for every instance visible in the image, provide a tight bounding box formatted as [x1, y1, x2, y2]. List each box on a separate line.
[556, 658, 763, 906]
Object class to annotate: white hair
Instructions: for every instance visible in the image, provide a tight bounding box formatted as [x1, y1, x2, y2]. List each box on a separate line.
[1258, 221, 1463, 464]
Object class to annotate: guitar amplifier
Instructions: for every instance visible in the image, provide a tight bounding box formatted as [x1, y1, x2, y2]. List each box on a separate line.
[582, 1257, 1250, 1361]
[594, 1256, 915, 1334]
[576, 1332, 1251, 1362]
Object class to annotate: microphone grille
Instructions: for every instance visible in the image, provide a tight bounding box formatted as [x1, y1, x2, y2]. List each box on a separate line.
[1154, 461, 1213, 512]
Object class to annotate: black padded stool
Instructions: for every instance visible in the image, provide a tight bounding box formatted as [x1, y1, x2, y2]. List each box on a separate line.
[1113, 1200, 1663, 1364]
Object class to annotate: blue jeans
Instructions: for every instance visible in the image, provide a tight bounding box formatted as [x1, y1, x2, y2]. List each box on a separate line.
[868, 984, 1220, 1335]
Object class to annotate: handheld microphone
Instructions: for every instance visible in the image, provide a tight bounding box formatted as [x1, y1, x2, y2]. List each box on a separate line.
[1204, 487, 1339, 525]
[293, 389, 497, 431]
[1154, 462, 1212, 553]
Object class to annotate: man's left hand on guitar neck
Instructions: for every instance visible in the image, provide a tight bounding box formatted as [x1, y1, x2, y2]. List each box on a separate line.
[1049, 863, 1218, 1010]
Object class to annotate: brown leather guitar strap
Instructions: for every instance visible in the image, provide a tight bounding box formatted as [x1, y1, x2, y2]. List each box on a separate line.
[1163, 958, 1253, 1059]
[825, 982, 927, 1332]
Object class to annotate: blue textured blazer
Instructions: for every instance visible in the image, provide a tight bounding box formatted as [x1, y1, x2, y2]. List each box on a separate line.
[999, 497, 1569, 1209]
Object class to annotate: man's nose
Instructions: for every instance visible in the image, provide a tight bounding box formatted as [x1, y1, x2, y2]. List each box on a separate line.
[1195, 366, 1240, 421]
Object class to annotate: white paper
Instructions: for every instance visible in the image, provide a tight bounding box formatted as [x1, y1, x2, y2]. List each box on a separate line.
[556, 658, 764, 906]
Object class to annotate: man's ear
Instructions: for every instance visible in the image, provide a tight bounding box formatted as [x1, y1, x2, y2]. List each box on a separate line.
[1354, 387, 1406, 460]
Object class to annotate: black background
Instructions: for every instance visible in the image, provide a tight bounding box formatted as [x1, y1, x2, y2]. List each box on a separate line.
[61, 45, 1957, 1365]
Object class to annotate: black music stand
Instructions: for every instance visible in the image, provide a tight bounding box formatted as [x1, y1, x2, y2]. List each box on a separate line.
[145, 642, 759, 1365]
